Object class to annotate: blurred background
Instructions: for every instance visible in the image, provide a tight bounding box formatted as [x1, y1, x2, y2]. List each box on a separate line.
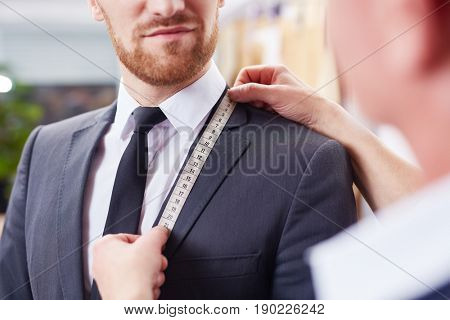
[0, 0, 416, 232]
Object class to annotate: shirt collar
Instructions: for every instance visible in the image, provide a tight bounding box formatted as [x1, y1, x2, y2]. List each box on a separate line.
[115, 61, 226, 136]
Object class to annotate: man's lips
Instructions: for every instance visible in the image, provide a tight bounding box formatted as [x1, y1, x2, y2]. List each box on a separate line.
[144, 26, 195, 38]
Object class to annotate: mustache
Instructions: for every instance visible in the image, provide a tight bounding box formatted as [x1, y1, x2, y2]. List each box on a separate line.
[135, 13, 201, 34]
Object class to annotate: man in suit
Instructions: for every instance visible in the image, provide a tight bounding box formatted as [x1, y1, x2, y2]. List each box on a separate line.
[0, 0, 356, 299]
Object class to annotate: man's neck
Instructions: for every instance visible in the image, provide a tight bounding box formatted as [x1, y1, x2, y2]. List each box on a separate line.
[120, 61, 212, 107]
[401, 110, 450, 185]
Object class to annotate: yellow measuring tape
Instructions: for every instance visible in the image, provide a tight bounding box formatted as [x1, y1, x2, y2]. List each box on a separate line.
[158, 94, 237, 231]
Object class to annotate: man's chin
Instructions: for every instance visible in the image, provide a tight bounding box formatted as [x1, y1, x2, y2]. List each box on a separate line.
[132, 60, 201, 87]
[140, 37, 196, 54]
[149, 58, 193, 72]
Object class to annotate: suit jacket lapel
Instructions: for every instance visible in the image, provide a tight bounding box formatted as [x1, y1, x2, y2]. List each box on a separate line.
[159, 104, 251, 259]
[56, 103, 116, 299]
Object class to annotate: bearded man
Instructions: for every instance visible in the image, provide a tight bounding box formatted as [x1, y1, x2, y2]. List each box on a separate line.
[0, 0, 356, 300]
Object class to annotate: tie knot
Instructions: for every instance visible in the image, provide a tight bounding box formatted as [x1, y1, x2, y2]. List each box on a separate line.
[132, 107, 167, 134]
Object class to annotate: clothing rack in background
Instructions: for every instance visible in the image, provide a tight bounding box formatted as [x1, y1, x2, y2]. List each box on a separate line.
[217, 0, 340, 103]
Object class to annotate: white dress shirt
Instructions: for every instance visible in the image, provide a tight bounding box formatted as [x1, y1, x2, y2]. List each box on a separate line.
[82, 62, 226, 291]
[308, 174, 450, 299]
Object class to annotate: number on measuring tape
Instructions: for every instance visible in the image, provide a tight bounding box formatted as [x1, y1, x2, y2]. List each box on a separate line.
[158, 94, 236, 232]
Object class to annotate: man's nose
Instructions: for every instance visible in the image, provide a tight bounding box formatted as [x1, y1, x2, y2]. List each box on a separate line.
[146, 0, 186, 18]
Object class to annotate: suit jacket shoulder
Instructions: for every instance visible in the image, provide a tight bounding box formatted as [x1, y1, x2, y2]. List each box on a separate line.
[37, 104, 115, 142]
[239, 103, 349, 175]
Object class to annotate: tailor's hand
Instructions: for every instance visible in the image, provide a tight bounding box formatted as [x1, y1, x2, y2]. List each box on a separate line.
[92, 226, 169, 300]
[229, 65, 423, 211]
[228, 65, 343, 134]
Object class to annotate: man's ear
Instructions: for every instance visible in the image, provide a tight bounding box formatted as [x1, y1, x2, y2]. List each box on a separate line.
[386, 0, 450, 76]
[87, 0, 105, 22]
[423, 0, 450, 71]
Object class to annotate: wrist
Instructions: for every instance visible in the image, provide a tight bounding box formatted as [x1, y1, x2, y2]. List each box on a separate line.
[309, 95, 348, 141]
[107, 285, 153, 300]
[121, 291, 152, 300]
[308, 95, 377, 157]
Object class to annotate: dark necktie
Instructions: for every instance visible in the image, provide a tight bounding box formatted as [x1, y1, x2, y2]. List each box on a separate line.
[90, 106, 167, 300]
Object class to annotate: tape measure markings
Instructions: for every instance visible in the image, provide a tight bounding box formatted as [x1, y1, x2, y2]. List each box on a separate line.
[158, 94, 236, 231]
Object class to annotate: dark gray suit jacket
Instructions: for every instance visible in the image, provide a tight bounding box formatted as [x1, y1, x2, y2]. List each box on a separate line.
[0, 94, 356, 300]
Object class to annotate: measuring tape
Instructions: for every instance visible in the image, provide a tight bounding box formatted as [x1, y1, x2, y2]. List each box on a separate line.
[158, 94, 237, 231]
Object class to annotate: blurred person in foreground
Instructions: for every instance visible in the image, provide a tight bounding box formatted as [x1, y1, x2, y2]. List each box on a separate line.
[229, 0, 450, 299]
[0, 0, 356, 300]
[92, 0, 450, 299]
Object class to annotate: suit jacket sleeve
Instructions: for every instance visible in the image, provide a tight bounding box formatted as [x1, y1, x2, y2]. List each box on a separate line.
[0, 126, 42, 300]
[271, 140, 357, 299]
